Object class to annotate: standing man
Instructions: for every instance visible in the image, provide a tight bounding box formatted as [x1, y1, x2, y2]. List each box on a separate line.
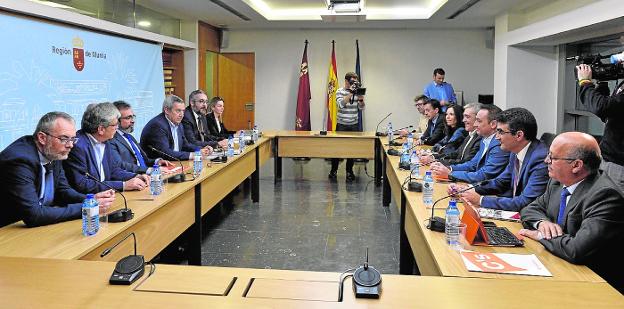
[110, 101, 173, 174]
[0, 112, 115, 227]
[424, 68, 457, 112]
[416, 99, 445, 146]
[329, 72, 365, 182]
[182, 90, 227, 149]
[520, 132, 624, 294]
[455, 108, 549, 211]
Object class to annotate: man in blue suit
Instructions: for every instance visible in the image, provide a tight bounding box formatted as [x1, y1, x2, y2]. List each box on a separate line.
[141, 95, 212, 161]
[452, 108, 549, 211]
[182, 90, 226, 149]
[431, 104, 509, 183]
[110, 101, 173, 174]
[0, 112, 115, 227]
[64, 103, 149, 193]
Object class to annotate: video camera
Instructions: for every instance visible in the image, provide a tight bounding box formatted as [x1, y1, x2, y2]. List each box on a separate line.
[349, 79, 366, 96]
[566, 53, 624, 81]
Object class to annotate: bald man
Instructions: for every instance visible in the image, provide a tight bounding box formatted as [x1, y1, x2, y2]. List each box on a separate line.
[520, 132, 624, 294]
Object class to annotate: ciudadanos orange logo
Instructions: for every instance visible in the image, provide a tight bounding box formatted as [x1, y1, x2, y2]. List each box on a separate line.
[72, 36, 84, 71]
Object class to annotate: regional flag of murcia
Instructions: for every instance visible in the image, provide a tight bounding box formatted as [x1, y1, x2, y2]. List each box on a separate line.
[72, 36, 85, 71]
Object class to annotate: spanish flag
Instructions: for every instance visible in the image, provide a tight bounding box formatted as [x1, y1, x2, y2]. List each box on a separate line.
[325, 41, 338, 131]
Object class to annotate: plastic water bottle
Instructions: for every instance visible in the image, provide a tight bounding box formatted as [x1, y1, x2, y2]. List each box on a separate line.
[193, 148, 202, 177]
[410, 150, 420, 178]
[387, 122, 394, 144]
[252, 125, 259, 142]
[400, 143, 410, 167]
[423, 171, 434, 208]
[150, 164, 162, 196]
[610, 52, 624, 64]
[407, 132, 414, 149]
[82, 194, 99, 236]
[445, 199, 461, 248]
[227, 136, 234, 157]
[239, 130, 246, 152]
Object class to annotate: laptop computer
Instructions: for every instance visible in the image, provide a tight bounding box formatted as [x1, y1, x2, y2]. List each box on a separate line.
[461, 205, 524, 247]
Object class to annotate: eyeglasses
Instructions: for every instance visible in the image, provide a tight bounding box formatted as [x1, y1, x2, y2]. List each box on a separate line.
[193, 99, 207, 104]
[120, 115, 136, 121]
[495, 128, 515, 135]
[546, 153, 576, 163]
[43, 132, 79, 145]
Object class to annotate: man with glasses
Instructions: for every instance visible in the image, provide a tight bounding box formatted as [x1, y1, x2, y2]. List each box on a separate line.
[430, 104, 509, 183]
[64, 103, 149, 193]
[0, 112, 116, 227]
[141, 95, 212, 161]
[182, 90, 227, 149]
[520, 132, 624, 294]
[451, 108, 549, 211]
[400, 95, 430, 137]
[110, 101, 174, 174]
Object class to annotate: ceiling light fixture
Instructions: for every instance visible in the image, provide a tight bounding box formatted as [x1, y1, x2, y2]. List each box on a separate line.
[137, 20, 151, 27]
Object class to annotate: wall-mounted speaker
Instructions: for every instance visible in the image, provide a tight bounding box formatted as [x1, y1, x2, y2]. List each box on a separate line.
[220, 29, 230, 49]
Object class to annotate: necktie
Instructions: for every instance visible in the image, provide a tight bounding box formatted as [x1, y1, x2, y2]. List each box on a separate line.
[460, 132, 475, 160]
[512, 157, 520, 196]
[124, 133, 146, 167]
[41, 164, 55, 206]
[557, 188, 571, 226]
[197, 117, 205, 142]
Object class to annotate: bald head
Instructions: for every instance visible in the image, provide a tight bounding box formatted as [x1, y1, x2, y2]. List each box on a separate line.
[548, 132, 602, 185]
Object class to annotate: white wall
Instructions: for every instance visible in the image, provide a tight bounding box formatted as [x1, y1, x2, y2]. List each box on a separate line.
[223, 28, 494, 131]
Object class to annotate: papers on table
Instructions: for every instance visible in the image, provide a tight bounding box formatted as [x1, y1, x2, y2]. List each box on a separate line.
[460, 251, 552, 277]
[478, 208, 521, 222]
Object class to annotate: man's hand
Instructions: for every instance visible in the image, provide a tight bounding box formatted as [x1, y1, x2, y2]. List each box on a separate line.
[136, 174, 151, 184]
[447, 183, 467, 196]
[518, 229, 542, 241]
[201, 146, 213, 156]
[419, 154, 435, 165]
[124, 177, 148, 191]
[430, 162, 450, 178]
[536, 220, 563, 240]
[159, 160, 175, 168]
[218, 139, 228, 148]
[357, 97, 365, 108]
[576, 64, 592, 80]
[459, 187, 481, 206]
[94, 189, 115, 214]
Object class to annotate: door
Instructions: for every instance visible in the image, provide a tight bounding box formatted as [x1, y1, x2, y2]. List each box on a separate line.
[217, 53, 255, 130]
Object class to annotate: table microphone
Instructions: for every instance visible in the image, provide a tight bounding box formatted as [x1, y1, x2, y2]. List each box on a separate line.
[388, 141, 418, 157]
[375, 112, 392, 136]
[148, 146, 187, 183]
[101, 232, 145, 285]
[84, 172, 133, 223]
[426, 179, 490, 232]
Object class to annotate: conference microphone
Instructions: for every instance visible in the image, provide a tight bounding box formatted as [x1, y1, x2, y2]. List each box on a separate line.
[84, 172, 133, 223]
[388, 140, 418, 157]
[375, 113, 392, 136]
[148, 146, 187, 183]
[101, 232, 145, 285]
[388, 126, 414, 146]
[426, 179, 490, 232]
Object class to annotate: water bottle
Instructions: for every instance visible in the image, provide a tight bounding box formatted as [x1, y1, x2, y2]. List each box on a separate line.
[423, 171, 434, 208]
[252, 125, 259, 142]
[82, 194, 99, 236]
[193, 148, 202, 177]
[400, 143, 410, 167]
[150, 164, 163, 196]
[239, 130, 246, 152]
[610, 52, 624, 64]
[445, 199, 461, 248]
[387, 122, 394, 144]
[227, 136, 234, 157]
[407, 132, 414, 149]
[410, 150, 420, 178]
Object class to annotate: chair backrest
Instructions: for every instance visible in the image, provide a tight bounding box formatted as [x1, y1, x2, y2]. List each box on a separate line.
[539, 132, 556, 147]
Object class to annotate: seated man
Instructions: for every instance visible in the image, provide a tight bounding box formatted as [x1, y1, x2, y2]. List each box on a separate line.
[110, 101, 173, 174]
[0, 112, 115, 227]
[454, 107, 549, 211]
[520, 132, 624, 294]
[421, 102, 482, 166]
[416, 99, 445, 146]
[430, 104, 509, 183]
[141, 95, 212, 161]
[182, 90, 227, 149]
[399, 95, 429, 137]
[64, 103, 149, 193]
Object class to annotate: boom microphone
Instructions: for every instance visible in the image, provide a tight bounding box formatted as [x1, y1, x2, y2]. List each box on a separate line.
[426, 179, 491, 232]
[84, 172, 133, 223]
[148, 146, 188, 183]
[375, 113, 392, 136]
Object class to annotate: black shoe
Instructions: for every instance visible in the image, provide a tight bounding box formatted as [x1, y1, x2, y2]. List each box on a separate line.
[346, 171, 356, 182]
[328, 171, 337, 179]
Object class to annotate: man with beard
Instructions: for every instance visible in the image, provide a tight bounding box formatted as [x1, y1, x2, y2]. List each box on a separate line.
[182, 90, 227, 149]
[110, 101, 173, 174]
[0, 112, 115, 227]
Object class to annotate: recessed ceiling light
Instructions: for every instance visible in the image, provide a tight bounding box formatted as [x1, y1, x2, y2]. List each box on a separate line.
[137, 20, 151, 27]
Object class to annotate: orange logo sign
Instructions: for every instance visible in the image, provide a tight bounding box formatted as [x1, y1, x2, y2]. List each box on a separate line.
[461, 251, 526, 273]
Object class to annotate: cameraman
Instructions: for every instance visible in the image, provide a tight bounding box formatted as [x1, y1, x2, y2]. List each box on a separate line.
[577, 51, 624, 189]
[329, 72, 365, 182]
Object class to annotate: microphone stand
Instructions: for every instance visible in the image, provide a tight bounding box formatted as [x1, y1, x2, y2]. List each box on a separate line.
[375, 113, 392, 136]
[85, 172, 133, 223]
[148, 146, 188, 183]
[426, 180, 489, 232]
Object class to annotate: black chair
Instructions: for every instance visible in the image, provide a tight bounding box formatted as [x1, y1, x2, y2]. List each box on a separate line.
[539, 132, 556, 147]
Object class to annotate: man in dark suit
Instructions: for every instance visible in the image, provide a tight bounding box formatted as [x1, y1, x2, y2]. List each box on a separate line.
[0, 112, 115, 227]
[455, 108, 549, 211]
[110, 101, 173, 174]
[520, 132, 624, 294]
[182, 90, 226, 149]
[64, 103, 149, 193]
[416, 99, 445, 146]
[431, 104, 510, 183]
[141, 95, 212, 161]
[206, 96, 235, 140]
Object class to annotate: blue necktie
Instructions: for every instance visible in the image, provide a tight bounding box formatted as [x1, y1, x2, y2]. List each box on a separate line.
[124, 132, 146, 168]
[41, 164, 55, 206]
[557, 188, 571, 226]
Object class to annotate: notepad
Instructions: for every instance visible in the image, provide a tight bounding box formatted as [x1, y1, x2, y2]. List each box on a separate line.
[460, 251, 552, 277]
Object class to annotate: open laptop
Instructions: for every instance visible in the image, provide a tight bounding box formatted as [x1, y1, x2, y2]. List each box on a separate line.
[461, 205, 524, 247]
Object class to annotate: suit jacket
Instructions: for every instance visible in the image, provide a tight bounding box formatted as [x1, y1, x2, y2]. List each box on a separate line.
[433, 127, 467, 155]
[438, 130, 481, 166]
[182, 107, 218, 148]
[521, 171, 624, 293]
[109, 131, 156, 174]
[206, 112, 235, 140]
[477, 140, 549, 211]
[449, 135, 510, 183]
[63, 130, 137, 193]
[140, 113, 198, 161]
[420, 114, 445, 146]
[0, 136, 85, 227]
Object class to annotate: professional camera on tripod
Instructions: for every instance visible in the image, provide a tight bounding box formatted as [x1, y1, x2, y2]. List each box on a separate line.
[566, 52, 624, 82]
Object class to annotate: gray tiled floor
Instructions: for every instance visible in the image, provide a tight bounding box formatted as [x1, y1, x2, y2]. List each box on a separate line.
[199, 158, 400, 274]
